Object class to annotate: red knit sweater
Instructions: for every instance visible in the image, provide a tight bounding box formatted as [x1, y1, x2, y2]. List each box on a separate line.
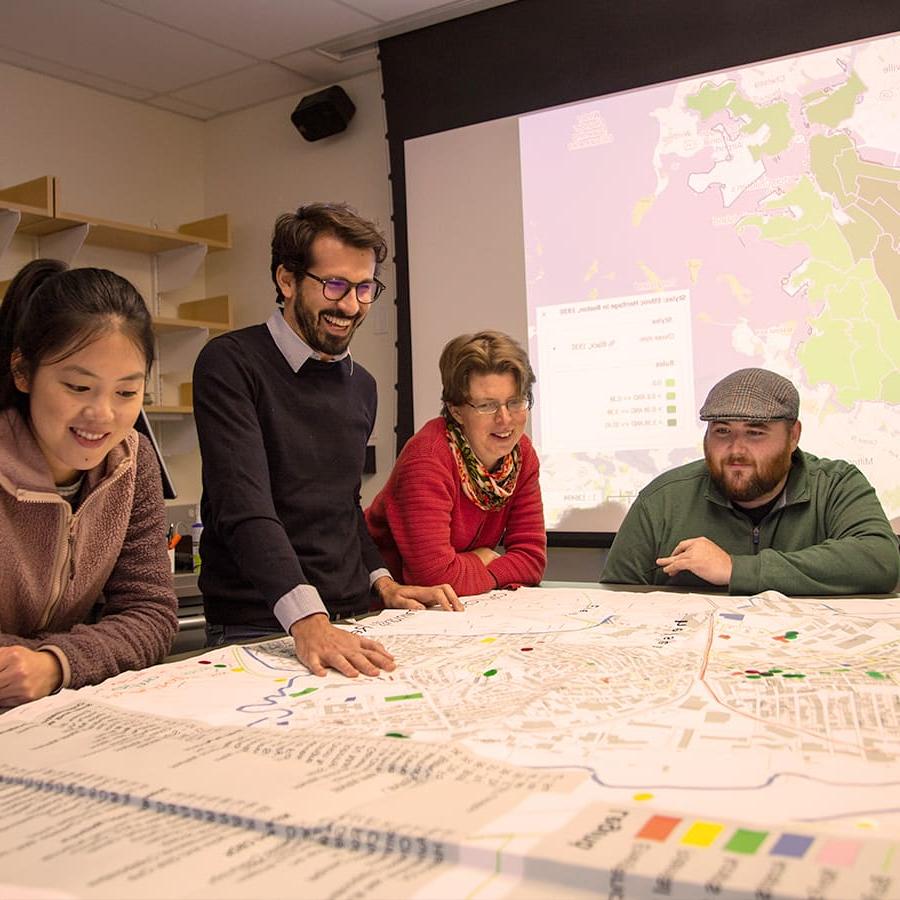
[365, 417, 546, 596]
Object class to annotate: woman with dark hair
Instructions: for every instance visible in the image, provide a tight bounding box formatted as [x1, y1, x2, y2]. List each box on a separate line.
[366, 330, 546, 596]
[0, 259, 178, 706]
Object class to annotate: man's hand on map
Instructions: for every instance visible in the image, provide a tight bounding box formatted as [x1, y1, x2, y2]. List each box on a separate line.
[290, 614, 396, 678]
[656, 537, 733, 586]
[374, 577, 463, 612]
[0, 645, 63, 705]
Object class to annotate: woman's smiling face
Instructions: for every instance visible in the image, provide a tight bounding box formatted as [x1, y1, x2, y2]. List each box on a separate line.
[15, 329, 146, 485]
[449, 371, 527, 470]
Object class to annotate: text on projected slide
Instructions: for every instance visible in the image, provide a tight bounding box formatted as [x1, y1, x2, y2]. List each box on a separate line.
[536, 289, 694, 454]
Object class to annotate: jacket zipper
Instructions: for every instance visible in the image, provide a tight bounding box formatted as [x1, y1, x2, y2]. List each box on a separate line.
[38, 507, 75, 631]
[752, 526, 760, 554]
[31, 455, 131, 631]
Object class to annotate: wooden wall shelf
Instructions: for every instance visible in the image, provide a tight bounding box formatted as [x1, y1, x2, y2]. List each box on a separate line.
[0, 177, 231, 255]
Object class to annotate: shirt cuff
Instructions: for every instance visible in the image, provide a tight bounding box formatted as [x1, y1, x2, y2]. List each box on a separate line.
[274, 584, 328, 632]
[369, 568, 391, 587]
[36, 644, 70, 692]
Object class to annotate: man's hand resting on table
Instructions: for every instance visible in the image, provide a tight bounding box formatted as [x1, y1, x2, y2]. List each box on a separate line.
[290, 614, 395, 678]
[374, 576, 463, 612]
[656, 536, 733, 586]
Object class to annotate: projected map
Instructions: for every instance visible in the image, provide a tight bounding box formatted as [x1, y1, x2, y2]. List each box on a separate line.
[519, 32, 900, 532]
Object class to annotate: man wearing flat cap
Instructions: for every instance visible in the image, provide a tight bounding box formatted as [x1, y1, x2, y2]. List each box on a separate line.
[602, 368, 899, 595]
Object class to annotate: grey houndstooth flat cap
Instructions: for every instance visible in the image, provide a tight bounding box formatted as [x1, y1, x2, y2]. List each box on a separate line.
[699, 368, 800, 421]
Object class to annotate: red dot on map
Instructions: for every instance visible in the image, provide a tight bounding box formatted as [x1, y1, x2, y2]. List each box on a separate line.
[198, 660, 212, 665]
[520, 647, 534, 652]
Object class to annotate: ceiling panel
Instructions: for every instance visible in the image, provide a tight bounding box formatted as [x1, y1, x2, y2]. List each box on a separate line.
[346, 0, 482, 20]
[169, 63, 317, 113]
[0, 45, 154, 100]
[0, 0, 254, 93]
[146, 95, 219, 120]
[0, 0, 517, 119]
[106, 0, 382, 58]
[276, 47, 380, 84]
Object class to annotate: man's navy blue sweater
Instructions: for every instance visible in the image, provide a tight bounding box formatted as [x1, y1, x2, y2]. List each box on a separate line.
[193, 324, 383, 626]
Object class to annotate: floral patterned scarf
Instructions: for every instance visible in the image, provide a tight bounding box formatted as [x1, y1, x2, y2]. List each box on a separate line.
[445, 414, 521, 511]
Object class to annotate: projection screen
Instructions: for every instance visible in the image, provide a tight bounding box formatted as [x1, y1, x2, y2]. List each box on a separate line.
[405, 31, 900, 536]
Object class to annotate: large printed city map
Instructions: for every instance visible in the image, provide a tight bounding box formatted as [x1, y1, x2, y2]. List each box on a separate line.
[3, 587, 897, 898]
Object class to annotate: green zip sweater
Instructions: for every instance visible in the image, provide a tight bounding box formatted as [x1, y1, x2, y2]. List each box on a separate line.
[601, 451, 899, 596]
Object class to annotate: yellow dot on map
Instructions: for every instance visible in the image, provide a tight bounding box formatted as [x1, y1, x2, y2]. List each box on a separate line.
[274, 678, 287, 683]
[633, 792, 654, 802]
[480, 637, 496, 643]
[231, 667, 244, 673]
[855, 819, 877, 830]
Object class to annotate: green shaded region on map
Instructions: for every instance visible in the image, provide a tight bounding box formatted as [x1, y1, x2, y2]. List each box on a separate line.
[739, 176, 899, 406]
[809, 133, 900, 316]
[804, 71, 867, 127]
[687, 80, 794, 159]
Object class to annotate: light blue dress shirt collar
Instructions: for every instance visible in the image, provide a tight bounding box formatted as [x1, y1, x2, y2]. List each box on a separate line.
[265, 308, 352, 373]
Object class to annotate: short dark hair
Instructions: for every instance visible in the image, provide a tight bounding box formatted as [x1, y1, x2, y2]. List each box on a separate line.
[0, 259, 155, 415]
[439, 331, 535, 416]
[270, 202, 388, 305]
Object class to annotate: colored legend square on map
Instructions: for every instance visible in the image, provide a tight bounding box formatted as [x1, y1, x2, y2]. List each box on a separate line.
[770, 833, 814, 858]
[681, 821, 724, 847]
[637, 815, 681, 842]
[725, 829, 768, 854]
[666, 391, 676, 400]
[665, 379, 675, 386]
[818, 839, 860, 867]
[667, 405, 677, 413]
[667, 419, 677, 426]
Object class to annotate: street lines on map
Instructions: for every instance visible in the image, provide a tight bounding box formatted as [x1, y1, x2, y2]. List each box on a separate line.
[78, 588, 900, 826]
[697, 620, 872, 755]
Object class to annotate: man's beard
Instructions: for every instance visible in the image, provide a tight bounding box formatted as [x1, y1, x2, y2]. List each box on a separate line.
[297, 305, 361, 356]
[706, 444, 792, 504]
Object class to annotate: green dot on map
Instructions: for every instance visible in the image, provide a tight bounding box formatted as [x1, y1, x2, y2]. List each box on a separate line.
[866, 671, 886, 680]
[385, 732, 408, 739]
[785, 631, 798, 639]
[483, 669, 497, 677]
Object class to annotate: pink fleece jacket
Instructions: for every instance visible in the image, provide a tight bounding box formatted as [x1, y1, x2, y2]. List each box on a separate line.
[365, 417, 546, 596]
[0, 407, 178, 689]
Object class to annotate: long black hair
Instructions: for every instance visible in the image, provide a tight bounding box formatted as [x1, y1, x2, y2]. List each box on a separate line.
[0, 259, 155, 414]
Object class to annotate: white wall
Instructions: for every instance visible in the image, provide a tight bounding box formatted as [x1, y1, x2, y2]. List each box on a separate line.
[1, 65, 397, 506]
[0, 63, 205, 227]
[1, 63, 209, 504]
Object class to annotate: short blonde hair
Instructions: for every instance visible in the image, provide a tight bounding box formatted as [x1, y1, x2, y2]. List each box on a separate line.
[439, 330, 535, 413]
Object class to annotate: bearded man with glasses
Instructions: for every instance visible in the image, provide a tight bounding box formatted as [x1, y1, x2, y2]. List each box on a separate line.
[366, 331, 547, 596]
[193, 204, 460, 679]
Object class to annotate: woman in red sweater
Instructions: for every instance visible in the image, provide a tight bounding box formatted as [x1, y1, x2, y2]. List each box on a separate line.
[366, 331, 546, 596]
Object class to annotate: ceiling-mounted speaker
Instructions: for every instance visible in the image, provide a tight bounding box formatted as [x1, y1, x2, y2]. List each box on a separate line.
[291, 85, 356, 142]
